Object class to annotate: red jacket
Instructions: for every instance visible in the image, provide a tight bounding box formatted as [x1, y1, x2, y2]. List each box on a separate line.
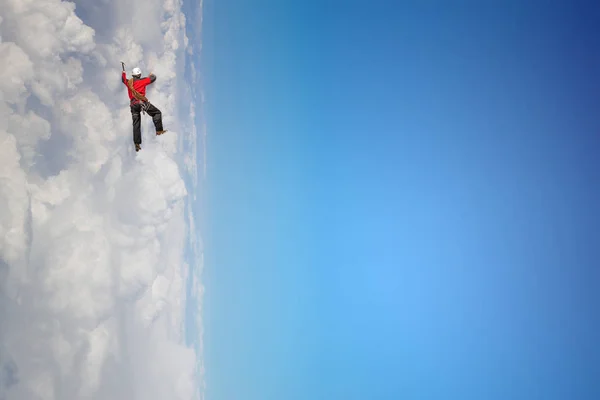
[122, 72, 156, 101]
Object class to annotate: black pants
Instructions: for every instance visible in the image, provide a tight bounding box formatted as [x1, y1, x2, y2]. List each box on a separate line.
[130, 102, 163, 144]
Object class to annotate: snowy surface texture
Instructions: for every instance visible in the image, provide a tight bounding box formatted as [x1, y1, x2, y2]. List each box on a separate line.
[0, 0, 203, 399]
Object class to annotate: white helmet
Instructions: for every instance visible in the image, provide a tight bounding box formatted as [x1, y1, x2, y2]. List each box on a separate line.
[132, 67, 142, 76]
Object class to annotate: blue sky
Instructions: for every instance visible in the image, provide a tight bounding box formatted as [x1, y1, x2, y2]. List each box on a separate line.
[203, 1, 600, 399]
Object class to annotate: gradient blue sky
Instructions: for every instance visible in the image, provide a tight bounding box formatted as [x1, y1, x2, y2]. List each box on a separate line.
[203, 1, 600, 399]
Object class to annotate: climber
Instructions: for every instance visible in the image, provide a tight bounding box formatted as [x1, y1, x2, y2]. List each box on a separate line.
[121, 65, 167, 152]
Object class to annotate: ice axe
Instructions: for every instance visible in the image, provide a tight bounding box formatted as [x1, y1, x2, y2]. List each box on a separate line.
[121, 61, 125, 72]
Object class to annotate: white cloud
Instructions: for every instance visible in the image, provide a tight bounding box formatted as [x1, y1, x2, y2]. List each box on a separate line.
[0, 43, 34, 103]
[0, 133, 29, 267]
[0, 0, 202, 398]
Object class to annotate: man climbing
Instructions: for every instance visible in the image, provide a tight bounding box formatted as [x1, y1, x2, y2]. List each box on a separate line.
[122, 64, 167, 152]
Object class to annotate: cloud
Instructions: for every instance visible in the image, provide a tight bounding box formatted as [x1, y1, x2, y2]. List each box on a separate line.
[0, 0, 202, 399]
